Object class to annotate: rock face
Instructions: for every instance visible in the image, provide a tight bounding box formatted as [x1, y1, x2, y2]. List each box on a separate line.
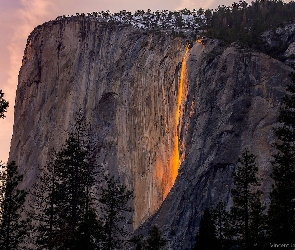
[139, 42, 293, 249]
[11, 18, 186, 229]
[261, 22, 295, 68]
[10, 17, 294, 249]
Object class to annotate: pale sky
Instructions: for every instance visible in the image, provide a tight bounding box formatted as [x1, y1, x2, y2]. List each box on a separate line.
[0, 0, 274, 162]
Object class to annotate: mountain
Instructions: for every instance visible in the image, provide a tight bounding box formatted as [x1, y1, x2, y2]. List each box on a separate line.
[10, 14, 294, 249]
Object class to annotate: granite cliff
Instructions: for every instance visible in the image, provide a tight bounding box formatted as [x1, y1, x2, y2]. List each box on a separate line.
[11, 17, 187, 229]
[139, 42, 293, 249]
[10, 16, 294, 249]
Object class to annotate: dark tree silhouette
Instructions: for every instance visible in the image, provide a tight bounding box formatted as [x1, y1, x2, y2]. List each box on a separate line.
[0, 90, 9, 119]
[74, 209, 103, 250]
[0, 161, 28, 250]
[29, 160, 61, 250]
[194, 208, 219, 250]
[99, 175, 134, 250]
[131, 226, 167, 250]
[143, 226, 167, 250]
[231, 149, 265, 249]
[211, 201, 233, 249]
[268, 73, 295, 244]
[31, 112, 100, 249]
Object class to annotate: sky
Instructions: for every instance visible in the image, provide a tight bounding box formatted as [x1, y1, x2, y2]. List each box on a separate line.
[0, 0, 271, 162]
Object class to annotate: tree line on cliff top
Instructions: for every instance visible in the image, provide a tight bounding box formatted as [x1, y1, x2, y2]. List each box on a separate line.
[206, 0, 295, 58]
[51, 0, 295, 51]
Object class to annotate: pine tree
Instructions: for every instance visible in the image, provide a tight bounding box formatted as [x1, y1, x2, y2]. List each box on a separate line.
[53, 134, 93, 248]
[99, 174, 134, 250]
[143, 225, 167, 250]
[74, 209, 103, 250]
[194, 208, 219, 250]
[231, 149, 265, 249]
[211, 201, 233, 249]
[54, 119, 97, 249]
[130, 234, 144, 250]
[249, 193, 267, 249]
[0, 161, 28, 250]
[29, 161, 60, 250]
[0, 90, 8, 119]
[130, 226, 167, 250]
[32, 111, 100, 249]
[268, 73, 295, 244]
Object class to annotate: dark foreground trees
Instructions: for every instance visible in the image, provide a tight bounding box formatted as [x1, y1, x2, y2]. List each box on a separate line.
[231, 149, 266, 249]
[0, 161, 28, 250]
[143, 226, 167, 250]
[194, 208, 219, 250]
[268, 73, 295, 244]
[30, 113, 98, 249]
[74, 209, 102, 250]
[52, 134, 96, 248]
[29, 112, 134, 249]
[131, 225, 167, 250]
[99, 175, 134, 250]
[194, 150, 266, 249]
[194, 73, 295, 249]
[211, 201, 232, 250]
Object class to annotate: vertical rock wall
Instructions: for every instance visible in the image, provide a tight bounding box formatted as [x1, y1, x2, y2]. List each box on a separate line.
[140, 41, 294, 249]
[10, 18, 187, 229]
[10, 17, 295, 249]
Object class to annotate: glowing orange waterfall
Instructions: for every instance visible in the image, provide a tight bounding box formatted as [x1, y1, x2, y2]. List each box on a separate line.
[172, 47, 189, 180]
[162, 46, 189, 199]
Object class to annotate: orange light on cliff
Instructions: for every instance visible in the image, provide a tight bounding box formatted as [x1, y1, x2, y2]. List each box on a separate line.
[172, 46, 189, 181]
[176, 47, 189, 127]
[154, 46, 189, 200]
[161, 46, 189, 198]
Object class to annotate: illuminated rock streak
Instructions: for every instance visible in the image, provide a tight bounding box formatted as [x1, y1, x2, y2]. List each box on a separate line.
[173, 47, 189, 179]
[162, 46, 189, 199]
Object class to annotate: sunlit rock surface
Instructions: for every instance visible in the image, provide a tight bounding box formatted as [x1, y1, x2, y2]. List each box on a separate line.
[10, 18, 186, 229]
[10, 17, 294, 249]
[139, 42, 293, 249]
